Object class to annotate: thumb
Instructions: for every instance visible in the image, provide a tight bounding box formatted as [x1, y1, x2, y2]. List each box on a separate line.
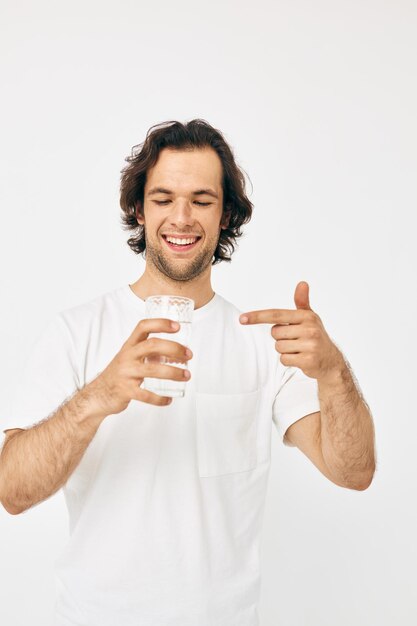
[294, 281, 311, 310]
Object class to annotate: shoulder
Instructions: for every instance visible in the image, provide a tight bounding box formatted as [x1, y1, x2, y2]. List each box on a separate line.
[54, 285, 129, 346]
[58, 285, 126, 326]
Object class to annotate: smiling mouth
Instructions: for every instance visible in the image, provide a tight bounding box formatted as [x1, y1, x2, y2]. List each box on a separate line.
[161, 235, 202, 252]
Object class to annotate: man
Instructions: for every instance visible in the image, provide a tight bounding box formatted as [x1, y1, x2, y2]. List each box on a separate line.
[0, 119, 376, 626]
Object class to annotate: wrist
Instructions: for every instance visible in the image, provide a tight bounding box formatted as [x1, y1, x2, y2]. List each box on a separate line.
[66, 381, 109, 427]
[317, 355, 348, 389]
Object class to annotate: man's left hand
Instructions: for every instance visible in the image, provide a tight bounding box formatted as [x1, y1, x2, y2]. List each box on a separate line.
[239, 281, 345, 382]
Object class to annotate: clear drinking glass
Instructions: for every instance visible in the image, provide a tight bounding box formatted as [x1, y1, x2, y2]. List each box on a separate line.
[142, 295, 194, 398]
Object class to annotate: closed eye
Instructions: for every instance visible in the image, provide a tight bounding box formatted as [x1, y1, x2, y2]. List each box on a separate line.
[153, 200, 211, 206]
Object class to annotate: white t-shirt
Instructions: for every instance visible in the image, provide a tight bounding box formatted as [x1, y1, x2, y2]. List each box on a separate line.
[1, 285, 320, 626]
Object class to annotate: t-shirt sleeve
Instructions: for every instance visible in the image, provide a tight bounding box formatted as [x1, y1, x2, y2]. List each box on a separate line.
[272, 364, 321, 446]
[1, 314, 80, 434]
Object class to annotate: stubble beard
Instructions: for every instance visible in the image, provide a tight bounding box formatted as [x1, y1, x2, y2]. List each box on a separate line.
[144, 230, 220, 282]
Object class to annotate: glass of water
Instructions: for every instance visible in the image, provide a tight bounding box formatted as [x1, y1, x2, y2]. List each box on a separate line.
[142, 295, 194, 398]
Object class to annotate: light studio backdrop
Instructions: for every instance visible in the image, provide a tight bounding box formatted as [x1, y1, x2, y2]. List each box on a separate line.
[1, 1, 416, 625]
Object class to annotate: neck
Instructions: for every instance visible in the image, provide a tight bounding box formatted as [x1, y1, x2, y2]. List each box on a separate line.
[129, 265, 215, 310]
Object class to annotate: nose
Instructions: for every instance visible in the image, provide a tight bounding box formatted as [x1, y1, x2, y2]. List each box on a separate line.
[167, 199, 196, 229]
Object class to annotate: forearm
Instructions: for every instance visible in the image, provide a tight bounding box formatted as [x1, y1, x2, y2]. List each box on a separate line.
[0, 380, 108, 515]
[318, 355, 376, 490]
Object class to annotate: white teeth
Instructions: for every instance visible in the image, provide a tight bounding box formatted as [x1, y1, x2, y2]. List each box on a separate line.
[166, 237, 197, 245]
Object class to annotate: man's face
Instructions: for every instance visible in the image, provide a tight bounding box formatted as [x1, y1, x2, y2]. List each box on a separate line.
[137, 147, 229, 282]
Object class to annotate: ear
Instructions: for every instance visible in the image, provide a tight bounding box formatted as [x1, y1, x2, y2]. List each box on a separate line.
[220, 205, 231, 230]
[135, 202, 145, 226]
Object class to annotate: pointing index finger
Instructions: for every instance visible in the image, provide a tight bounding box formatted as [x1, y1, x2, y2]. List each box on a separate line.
[239, 309, 304, 325]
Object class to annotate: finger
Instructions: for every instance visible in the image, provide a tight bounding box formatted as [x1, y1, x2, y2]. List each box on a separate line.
[240, 309, 305, 325]
[125, 318, 180, 348]
[279, 353, 301, 367]
[132, 386, 173, 406]
[142, 361, 191, 382]
[135, 337, 192, 364]
[274, 339, 302, 354]
[271, 324, 302, 341]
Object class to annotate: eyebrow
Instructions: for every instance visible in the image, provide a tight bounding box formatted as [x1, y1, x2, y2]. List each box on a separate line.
[147, 187, 219, 199]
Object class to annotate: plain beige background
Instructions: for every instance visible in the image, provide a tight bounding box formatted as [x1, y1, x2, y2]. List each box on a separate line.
[1, 1, 416, 624]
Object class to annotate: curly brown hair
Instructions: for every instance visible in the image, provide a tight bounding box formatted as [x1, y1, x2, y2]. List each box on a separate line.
[119, 119, 253, 264]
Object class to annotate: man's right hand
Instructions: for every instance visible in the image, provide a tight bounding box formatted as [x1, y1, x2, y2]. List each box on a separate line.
[89, 318, 192, 415]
